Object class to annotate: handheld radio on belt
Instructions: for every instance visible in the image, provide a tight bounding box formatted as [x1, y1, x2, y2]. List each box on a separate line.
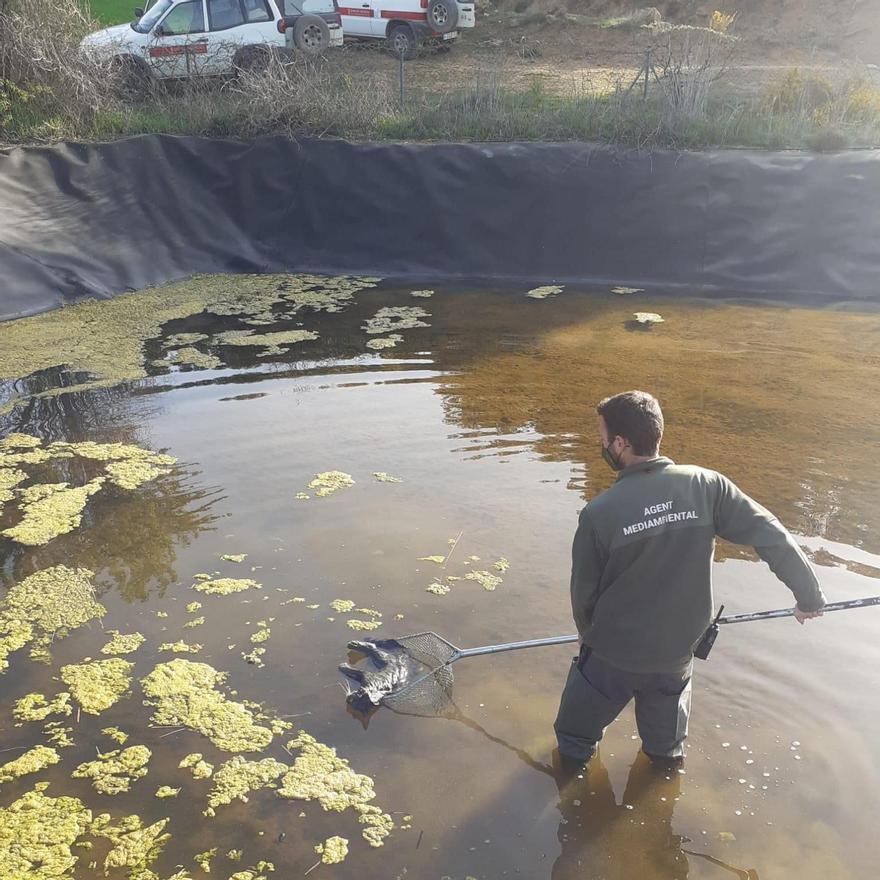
[694, 604, 724, 660]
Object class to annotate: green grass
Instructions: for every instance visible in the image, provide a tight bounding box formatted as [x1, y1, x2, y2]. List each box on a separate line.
[88, 0, 143, 25]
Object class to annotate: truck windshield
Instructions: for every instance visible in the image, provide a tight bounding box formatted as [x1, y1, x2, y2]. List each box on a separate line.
[284, 0, 335, 13]
[132, 0, 174, 32]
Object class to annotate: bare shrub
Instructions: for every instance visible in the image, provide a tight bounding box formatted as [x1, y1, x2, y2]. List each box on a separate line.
[227, 52, 395, 138]
[643, 15, 739, 120]
[0, 0, 118, 138]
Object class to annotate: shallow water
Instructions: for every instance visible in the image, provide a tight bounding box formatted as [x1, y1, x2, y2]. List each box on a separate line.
[1, 281, 880, 880]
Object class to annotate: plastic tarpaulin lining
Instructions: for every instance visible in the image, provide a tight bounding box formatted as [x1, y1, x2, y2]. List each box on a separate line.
[2, 135, 880, 320]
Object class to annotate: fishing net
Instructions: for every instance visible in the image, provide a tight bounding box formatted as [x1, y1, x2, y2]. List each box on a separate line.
[339, 633, 459, 716]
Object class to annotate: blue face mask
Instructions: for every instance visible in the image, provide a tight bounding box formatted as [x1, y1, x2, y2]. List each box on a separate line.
[601, 441, 626, 472]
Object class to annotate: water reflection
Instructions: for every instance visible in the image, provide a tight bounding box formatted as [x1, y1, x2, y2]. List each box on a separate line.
[0, 380, 221, 601]
[554, 753, 689, 880]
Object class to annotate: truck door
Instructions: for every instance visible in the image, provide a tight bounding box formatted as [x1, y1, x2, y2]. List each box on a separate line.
[198, 0, 277, 74]
[337, 0, 376, 38]
[147, 0, 209, 78]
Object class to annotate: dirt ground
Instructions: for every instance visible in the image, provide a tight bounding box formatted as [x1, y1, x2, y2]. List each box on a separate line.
[334, 0, 880, 98]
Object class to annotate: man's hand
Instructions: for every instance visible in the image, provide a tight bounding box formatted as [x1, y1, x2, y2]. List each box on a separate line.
[794, 606, 824, 625]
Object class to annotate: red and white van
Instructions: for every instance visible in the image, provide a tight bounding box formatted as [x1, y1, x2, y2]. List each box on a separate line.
[338, 0, 475, 58]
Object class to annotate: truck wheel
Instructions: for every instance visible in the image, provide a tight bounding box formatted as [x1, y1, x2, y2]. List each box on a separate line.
[387, 23, 420, 60]
[233, 46, 272, 75]
[293, 14, 331, 54]
[112, 56, 152, 101]
[426, 0, 458, 34]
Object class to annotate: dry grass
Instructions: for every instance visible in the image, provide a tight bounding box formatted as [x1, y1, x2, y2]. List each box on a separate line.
[3, 0, 880, 150]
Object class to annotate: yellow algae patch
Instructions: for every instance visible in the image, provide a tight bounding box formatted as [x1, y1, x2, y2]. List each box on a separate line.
[156, 611, 169, 618]
[164, 332, 210, 347]
[159, 641, 203, 654]
[308, 471, 354, 497]
[226, 850, 242, 861]
[346, 619, 381, 632]
[184, 616, 206, 629]
[213, 329, 318, 357]
[193, 578, 262, 596]
[1, 433, 43, 449]
[372, 471, 402, 482]
[186, 601, 203, 612]
[179, 753, 214, 780]
[357, 804, 395, 847]
[365, 334, 403, 350]
[0, 465, 27, 509]
[203, 756, 287, 817]
[13, 691, 72, 722]
[417, 555, 445, 564]
[329, 599, 355, 613]
[363, 306, 430, 334]
[294, 492, 310, 500]
[45, 723, 75, 748]
[54, 440, 176, 490]
[221, 554, 247, 563]
[426, 583, 450, 596]
[161, 346, 222, 370]
[3, 478, 105, 545]
[493, 557, 510, 572]
[73, 745, 151, 795]
[101, 631, 146, 655]
[315, 836, 348, 864]
[194, 848, 218, 872]
[356, 608, 381, 618]
[249, 625, 270, 644]
[228, 863, 274, 880]
[193, 573, 213, 581]
[633, 311, 664, 324]
[0, 273, 380, 414]
[155, 786, 180, 798]
[0, 745, 60, 784]
[102, 727, 129, 745]
[0, 565, 104, 671]
[276, 732, 393, 847]
[0, 783, 93, 879]
[241, 647, 266, 667]
[60, 658, 133, 715]
[410, 289, 434, 298]
[611, 286, 644, 295]
[90, 812, 170, 876]
[141, 659, 273, 753]
[526, 285, 564, 299]
[464, 570, 502, 591]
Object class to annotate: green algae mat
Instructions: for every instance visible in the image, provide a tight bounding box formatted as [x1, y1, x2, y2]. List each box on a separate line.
[1, 275, 880, 880]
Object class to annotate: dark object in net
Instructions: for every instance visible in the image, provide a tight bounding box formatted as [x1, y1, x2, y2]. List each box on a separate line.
[339, 635, 456, 715]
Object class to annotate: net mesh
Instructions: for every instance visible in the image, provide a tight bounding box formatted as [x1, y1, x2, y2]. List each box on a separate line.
[340, 632, 461, 716]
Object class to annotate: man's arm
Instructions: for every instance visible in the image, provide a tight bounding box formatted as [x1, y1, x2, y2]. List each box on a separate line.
[713, 474, 826, 614]
[570, 508, 606, 639]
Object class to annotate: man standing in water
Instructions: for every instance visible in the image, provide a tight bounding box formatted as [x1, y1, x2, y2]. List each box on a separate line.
[554, 390, 825, 769]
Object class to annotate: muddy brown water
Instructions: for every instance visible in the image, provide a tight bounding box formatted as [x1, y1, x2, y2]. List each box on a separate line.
[1, 282, 879, 880]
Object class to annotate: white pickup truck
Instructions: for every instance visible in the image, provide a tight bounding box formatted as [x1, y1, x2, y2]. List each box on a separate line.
[80, 0, 342, 85]
[338, 0, 475, 58]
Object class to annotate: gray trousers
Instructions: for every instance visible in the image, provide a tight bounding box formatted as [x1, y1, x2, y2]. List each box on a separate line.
[554, 647, 692, 761]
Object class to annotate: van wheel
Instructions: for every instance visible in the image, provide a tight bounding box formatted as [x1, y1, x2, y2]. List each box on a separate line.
[294, 14, 331, 54]
[426, 0, 458, 34]
[112, 56, 153, 101]
[387, 23, 420, 60]
[233, 46, 272, 75]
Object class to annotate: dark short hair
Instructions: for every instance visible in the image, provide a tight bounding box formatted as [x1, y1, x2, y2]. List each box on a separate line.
[597, 391, 664, 456]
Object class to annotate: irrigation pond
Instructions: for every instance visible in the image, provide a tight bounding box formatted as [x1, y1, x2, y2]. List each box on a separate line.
[1, 276, 879, 880]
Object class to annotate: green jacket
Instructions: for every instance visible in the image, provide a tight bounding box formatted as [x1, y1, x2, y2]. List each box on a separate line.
[571, 456, 825, 674]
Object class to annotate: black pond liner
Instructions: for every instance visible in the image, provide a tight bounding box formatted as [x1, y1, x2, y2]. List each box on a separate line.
[2, 136, 880, 321]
